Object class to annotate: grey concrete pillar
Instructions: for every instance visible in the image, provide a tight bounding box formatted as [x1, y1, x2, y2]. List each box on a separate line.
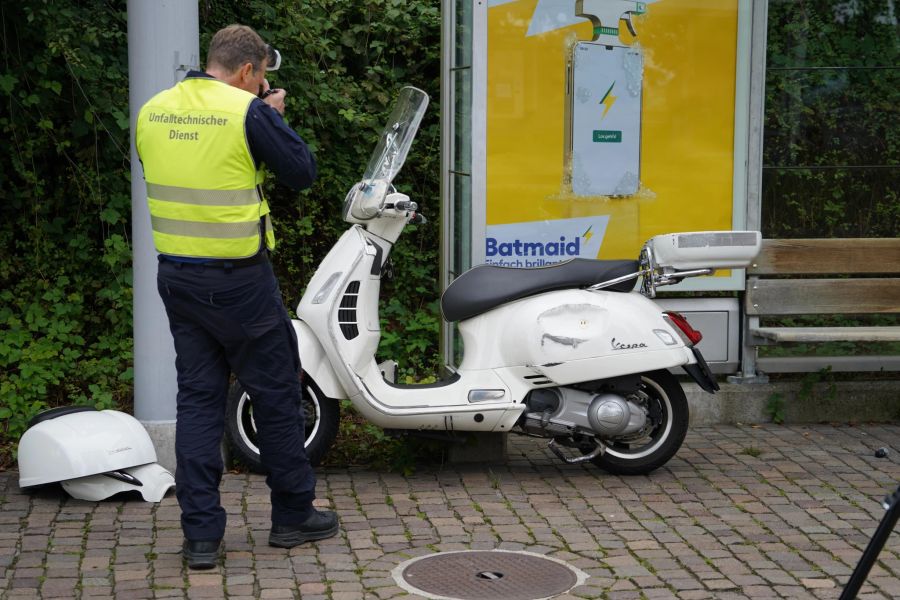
[127, 0, 199, 471]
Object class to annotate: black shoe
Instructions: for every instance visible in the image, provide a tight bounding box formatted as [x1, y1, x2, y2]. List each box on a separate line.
[182, 539, 221, 570]
[269, 509, 339, 548]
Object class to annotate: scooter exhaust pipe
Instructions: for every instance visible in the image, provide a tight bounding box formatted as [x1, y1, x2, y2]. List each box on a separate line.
[548, 439, 605, 464]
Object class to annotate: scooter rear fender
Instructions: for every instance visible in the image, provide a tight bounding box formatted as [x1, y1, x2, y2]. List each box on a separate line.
[458, 289, 694, 381]
[292, 319, 346, 400]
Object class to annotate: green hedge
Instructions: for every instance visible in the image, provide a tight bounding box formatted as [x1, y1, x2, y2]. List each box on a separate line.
[763, 0, 898, 237]
[0, 0, 442, 466]
[2, 1, 897, 466]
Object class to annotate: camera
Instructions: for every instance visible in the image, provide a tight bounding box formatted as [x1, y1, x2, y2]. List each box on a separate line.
[259, 45, 282, 98]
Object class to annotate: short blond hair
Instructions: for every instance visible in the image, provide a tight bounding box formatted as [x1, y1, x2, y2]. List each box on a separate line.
[206, 25, 268, 74]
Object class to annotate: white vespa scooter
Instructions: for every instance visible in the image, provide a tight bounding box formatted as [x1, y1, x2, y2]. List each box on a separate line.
[225, 87, 761, 475]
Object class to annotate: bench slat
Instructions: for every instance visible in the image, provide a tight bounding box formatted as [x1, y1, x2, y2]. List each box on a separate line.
[746, 278, 900, 315]
[752, 326, 900, 342]
[750, 238, 900, 275]
[757, 355, 900, 373]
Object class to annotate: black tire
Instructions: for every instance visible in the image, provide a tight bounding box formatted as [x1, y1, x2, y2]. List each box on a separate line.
[590, 369, 689, 476]
[225, 378, 340, 472]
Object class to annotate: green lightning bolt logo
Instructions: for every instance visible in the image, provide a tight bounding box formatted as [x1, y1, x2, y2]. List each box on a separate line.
[599, 82, 617, 120]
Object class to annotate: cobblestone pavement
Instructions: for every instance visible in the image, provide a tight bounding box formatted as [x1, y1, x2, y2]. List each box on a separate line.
[1, 424, 898, 599]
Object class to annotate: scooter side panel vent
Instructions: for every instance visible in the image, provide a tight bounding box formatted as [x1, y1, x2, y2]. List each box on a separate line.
[524, 373, 555, 386]
[339, 281, 360, 340]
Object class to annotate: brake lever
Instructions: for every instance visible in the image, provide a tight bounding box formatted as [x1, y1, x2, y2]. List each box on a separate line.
[382, 257, 395, 281]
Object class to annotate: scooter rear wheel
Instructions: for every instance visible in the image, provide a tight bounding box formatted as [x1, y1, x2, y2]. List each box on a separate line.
[590, 369, 689, 476]
[225, 377, 340, 473]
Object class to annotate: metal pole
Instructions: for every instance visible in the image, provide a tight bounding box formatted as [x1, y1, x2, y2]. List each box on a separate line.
[127, 0, 199, 471]
[732, 0, 769, 384]
[440, 0, 453, 366]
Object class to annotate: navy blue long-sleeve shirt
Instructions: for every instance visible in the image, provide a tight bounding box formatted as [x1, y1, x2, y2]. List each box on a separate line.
[187, 71, 316, 191]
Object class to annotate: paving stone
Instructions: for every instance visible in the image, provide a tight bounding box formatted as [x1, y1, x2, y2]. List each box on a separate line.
[2, 424, 899, 599]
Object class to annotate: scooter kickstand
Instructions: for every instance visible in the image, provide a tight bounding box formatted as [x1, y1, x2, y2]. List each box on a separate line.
[548, 439, 605, 464]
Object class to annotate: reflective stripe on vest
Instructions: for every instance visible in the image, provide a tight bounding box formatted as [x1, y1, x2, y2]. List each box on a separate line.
[146, 183, 259, 206]
[136, 77, 275, 259]
[150, 216, 260, 238]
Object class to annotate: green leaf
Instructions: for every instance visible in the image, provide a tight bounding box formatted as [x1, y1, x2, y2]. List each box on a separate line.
[100, 207, 121, 224]
[0, 73, 17, 94]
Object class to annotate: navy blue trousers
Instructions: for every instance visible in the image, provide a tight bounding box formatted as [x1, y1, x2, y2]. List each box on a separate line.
[157, 258, 316, 542]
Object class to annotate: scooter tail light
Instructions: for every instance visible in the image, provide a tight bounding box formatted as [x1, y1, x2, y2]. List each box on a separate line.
[663, 311, 703, 346]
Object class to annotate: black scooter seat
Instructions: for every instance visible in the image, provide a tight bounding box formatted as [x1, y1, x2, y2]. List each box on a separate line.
[440, 258, 639, 323]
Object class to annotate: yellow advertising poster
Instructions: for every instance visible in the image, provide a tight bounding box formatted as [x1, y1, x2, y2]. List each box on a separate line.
[486, 0, 741, 267]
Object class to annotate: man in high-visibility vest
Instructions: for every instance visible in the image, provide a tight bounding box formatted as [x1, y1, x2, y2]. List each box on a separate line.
[136, 24, 338, 570]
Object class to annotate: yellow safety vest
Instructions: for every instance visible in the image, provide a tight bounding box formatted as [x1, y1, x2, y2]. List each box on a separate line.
[136, 77, 275, 259]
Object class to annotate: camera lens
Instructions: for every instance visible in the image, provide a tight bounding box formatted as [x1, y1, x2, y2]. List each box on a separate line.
[265, 46, 281, 71]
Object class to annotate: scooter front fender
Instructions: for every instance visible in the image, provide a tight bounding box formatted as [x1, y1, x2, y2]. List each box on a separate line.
[292, 319, 346, 400]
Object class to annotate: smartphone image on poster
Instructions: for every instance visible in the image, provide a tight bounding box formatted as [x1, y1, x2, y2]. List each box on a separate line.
[564, 42, 643, 196]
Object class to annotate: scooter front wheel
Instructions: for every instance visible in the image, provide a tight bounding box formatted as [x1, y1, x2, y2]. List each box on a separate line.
[225, 378, 340, 473]
[590, 369, 689, 476]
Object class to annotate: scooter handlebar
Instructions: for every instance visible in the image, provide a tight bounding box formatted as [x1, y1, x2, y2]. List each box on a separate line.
[384, 197, 425, 223]
[394, 199, 418, 212]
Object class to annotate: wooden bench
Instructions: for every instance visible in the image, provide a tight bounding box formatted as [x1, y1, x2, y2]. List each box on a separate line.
[735, 238, 900, 381]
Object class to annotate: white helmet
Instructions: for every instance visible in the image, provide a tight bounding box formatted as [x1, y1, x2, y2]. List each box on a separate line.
[18, 407, 175, 502]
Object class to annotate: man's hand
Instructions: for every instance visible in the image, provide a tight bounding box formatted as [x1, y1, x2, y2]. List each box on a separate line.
[260, 79, 286, 115]
[263, 89, 286, 115]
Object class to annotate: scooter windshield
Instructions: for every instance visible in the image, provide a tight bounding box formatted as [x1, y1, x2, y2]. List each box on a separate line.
[362, 86, 429, 187]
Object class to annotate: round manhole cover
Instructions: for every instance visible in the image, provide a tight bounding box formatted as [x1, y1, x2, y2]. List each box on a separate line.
[394, 550, 588, 600]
